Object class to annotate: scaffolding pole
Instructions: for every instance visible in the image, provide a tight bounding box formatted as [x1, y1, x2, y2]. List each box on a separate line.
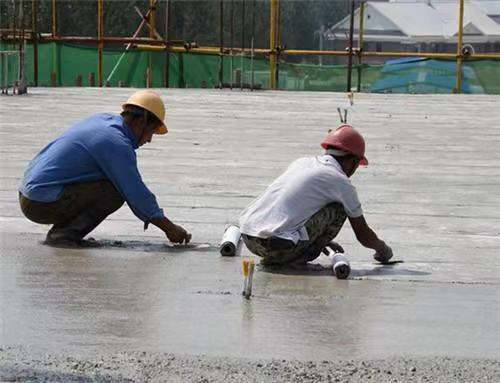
[165, 0, 171, 88]
[241, 0, 245, 90]
[148, 0, 156, 87]
[51, 0, 56, 37]
[346, 0, 355, 92]
[251, 0, 255, 91]
[356, 1, 365, 92]
[230, 0, 234, 89]
[455, 0, 465, 94]
[32, 0, 38, 86]
[97, 0, 103, 87]
[51, 0, 57, 85]
[269, 0, 279, 90]
[219, 0, 223, 88]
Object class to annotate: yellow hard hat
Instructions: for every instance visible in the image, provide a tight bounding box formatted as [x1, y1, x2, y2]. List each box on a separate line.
[122, 90, 168, 134]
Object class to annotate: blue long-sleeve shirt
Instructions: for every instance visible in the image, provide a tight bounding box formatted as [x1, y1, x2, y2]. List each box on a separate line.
[20, 113, 165, 224]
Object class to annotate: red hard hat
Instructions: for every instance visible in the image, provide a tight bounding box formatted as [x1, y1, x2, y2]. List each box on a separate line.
[321, 124, 368, 165]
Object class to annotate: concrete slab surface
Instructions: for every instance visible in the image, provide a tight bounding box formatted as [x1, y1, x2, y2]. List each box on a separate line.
[1, 88, 499, 380]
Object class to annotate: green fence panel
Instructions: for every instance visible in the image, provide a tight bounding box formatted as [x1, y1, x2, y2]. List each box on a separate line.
[2, 41, 500, 94]
[466, 60, 500, 95]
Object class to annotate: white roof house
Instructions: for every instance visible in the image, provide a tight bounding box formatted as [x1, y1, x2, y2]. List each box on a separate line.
[325, 0, 500, 44]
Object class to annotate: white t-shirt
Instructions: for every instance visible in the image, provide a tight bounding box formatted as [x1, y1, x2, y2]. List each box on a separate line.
[239, 155, 363, 243]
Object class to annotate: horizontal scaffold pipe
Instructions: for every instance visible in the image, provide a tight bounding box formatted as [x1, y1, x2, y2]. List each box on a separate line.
[2, 35, 499, 60]
[134, 44, 271, 55]
[282, 49, 500, 60]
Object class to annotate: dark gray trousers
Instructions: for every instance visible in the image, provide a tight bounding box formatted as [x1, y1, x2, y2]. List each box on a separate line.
[19, 180, 124, 242]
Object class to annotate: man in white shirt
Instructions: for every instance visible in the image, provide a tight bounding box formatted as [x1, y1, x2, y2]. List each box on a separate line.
[239, 124, 393, 267]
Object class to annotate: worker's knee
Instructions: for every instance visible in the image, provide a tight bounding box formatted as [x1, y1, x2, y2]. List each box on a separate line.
[101, 181, 125, 212]
[305, 203, 347, 243]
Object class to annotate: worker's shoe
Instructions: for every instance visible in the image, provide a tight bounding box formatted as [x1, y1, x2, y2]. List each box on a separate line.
[44, 212, 101, 248]
[45, 230, 85, 247]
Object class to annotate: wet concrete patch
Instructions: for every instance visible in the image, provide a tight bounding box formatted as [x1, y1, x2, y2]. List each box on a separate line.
[1, 89, 500, 364]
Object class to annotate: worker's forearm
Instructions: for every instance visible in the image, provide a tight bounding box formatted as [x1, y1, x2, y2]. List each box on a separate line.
[358, 227, 386, 253]
[150, 216, 175, 233]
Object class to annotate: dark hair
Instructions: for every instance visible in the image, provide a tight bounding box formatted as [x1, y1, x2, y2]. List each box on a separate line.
[332, 153, 358, 164]
[121, 105, 161, 132]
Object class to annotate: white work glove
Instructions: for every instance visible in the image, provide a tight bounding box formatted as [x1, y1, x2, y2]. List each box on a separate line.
[373, 244, 393, 264]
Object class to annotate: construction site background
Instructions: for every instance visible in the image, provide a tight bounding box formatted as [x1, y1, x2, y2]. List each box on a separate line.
[1, 0, 499, 94]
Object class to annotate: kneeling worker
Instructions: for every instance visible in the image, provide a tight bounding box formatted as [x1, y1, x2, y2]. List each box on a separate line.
[239, 124, 392, 266]
[19, 90, 191, 246]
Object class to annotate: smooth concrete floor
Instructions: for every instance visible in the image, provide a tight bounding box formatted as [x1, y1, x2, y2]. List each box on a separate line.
[1, 88, 499, 360]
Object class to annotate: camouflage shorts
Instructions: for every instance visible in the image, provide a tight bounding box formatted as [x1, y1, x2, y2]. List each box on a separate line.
[242, 202, 347, 266]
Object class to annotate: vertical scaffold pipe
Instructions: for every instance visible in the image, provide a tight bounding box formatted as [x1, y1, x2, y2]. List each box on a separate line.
[357, 1, 365, 92]
[241, 0, 245, 90]
[51, 0, 57, 84]
[97, 0, 103, 87]
[230, 0, 234, 89]
[32, 0, 38, 86]
[148, 0, 156, 88]
[251, 0, 255, 91]
[165, 0, 171, 88]
[51, 0, 56, 37]
[455, 0, 464, 94]
[346, 0, 355, 93]
[269, 0, 278, 90]
[219, 0, 224, 88]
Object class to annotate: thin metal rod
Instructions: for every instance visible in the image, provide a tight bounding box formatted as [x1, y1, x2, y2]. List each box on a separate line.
[164, 0, 171, 88]
[51, 0, 56, 37]
[230, 0, 234, 89]
[19, 0, 27, 93]
[32, 0, 38, 86]
[106, 0, 158, 84]
[269, 0, 278, 89]
[456, 0, 465, 93]
[241, 0, 245, 90]
[97, 0, 103, 87]
[356, 1, 365, 92]
[219, 0, 223, 88]
[276, 0, 281, 88]
[251, 0, 255, 91]
[250, 37, 254, 91]
[346, 0, 355, 92]
[135, 6, 163, 40]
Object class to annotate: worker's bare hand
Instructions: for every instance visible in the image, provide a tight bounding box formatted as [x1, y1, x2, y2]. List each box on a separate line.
[165, 224, 191, 244]
[373, 243, 393, 264]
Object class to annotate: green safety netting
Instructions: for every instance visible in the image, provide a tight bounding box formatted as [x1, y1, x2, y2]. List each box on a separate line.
[1, 42, 499, 94]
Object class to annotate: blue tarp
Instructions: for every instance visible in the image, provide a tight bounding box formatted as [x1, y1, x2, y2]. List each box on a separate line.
[371, 58, 483, 94]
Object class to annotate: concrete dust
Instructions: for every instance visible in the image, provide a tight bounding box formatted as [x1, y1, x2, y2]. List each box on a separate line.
[1, 347, 499, 383]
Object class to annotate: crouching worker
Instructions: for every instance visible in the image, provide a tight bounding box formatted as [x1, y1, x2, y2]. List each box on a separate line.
[239, 124, 392, 267]
[19, 90, 191, 246]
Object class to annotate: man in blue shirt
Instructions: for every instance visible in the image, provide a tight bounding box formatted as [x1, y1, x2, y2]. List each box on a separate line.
[19, 90, 191, 246]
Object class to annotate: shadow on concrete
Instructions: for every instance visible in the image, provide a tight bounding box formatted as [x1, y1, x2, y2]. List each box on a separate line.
[41, 239, 218, 253]
[350, 266, 431, 278]
[260, 262, 431, 278]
